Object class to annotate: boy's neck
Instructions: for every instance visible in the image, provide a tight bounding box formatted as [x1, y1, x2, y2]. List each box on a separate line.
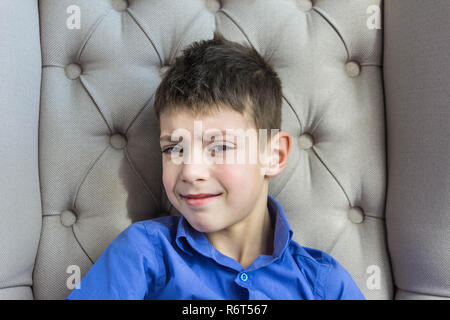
[204, 188, 274, 270]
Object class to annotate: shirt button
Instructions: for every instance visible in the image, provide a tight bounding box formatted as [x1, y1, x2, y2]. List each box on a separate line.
[240, 273, 248, 282]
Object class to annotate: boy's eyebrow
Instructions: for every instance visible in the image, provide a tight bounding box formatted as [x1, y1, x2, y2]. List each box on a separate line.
[160, 129, 236, 143]
[159, 135, 185, 145]
[159, 135, 175, 143]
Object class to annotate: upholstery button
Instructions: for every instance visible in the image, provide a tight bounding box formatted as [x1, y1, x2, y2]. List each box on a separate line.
[205, 0, 221, 13]
[240, 273, 248, 282]
[110, 0, 128, 11]
[61, 210, 77, 227]
[296, 0, 313, 12]
[65, 63, 82, 80]
[345, 61, 361, 77]
[110, 133, 127, 149]
[298, 133, 314, 149]
[159, 65, 170, 77]
[348, 206, 365, 224]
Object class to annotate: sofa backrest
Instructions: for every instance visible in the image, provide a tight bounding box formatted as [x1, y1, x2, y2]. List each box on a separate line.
[2, 0, 448, 300]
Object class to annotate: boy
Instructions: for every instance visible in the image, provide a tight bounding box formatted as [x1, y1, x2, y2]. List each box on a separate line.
[67, 32, 365, 300]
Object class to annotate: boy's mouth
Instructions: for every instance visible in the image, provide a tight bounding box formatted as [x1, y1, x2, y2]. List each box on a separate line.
[181, 193, 222, 199]
[180, 193, 222, 207]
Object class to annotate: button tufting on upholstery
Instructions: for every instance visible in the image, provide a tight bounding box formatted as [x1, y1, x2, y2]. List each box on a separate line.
[205, 0, 221, 13]
[348, 206, 365, 224]
[296, 0, 313, 12]
[345, 61, 361, 77]
[110, 0, 128, 11]
[110, 133, 127, 149]
[159, 65, 171, 77]
[298, 133, 314, 149]
[60, 210, 77, 227]
[65, 63, 82, 80]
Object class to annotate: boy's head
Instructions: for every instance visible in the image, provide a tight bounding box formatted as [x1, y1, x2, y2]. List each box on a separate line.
[154, 31, 281, 135]
[155, 31, 291, 233]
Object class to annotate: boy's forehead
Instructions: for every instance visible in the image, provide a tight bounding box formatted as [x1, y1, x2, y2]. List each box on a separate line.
[159, 108, 255, 137]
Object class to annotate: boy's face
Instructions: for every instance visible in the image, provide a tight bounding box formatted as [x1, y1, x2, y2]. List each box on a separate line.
[159, 108, 277, 233]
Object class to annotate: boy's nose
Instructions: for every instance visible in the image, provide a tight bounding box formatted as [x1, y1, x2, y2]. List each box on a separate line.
[179, 144, 211, 181]
[180, 162, 210, 182]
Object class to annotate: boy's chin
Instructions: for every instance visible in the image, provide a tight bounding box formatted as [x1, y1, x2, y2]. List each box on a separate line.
[186, 217, 224, 234]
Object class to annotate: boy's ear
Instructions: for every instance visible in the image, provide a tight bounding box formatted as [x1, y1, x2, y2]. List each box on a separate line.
[263, 131, 291, 178]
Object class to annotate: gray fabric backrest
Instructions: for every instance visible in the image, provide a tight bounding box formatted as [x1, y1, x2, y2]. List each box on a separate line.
[0, 0, 42, 300]
[384, 0, 450, 300]
[0, 0, 448, 300]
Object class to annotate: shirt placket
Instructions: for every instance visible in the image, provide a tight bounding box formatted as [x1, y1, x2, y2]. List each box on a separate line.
[234, 271, 252, 299]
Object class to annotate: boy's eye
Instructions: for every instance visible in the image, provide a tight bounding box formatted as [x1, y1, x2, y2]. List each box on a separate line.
[208, 144, 233, 155]
[162, 145, 183, 154]
[162, 144, 234, 155]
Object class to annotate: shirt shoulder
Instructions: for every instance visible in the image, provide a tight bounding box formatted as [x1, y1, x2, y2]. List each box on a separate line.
[289, 243, 365, 300]
[136, 215, 180, 239]
[319, 251, 366, 300]
[66, 216, 179, 300]
[110, 215, 178, 249]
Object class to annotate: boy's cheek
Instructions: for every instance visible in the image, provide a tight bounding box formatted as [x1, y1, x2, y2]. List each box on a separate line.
[216, 164, 252, 186]
[162, 170, 176, 195]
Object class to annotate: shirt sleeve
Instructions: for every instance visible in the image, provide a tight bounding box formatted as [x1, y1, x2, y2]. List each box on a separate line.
[322, 254, 366, 300]
[66, 222, 161, 300]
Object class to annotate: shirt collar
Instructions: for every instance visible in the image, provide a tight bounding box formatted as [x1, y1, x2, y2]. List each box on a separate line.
[175, 195, 293, 260]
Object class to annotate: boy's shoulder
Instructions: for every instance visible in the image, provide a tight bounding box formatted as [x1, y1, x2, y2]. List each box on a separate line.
[117, 215, 181, 247]
[289, 241, 335, 267]
[290, 241, 352, 277]
[289, 241, 365, 299]
[131, 215, 180, 236]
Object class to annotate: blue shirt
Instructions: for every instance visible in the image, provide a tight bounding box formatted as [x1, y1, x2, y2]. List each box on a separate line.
[67, 195, 365, 300]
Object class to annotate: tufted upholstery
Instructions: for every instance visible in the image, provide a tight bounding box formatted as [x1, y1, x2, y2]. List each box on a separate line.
[0, 0, 448, 300]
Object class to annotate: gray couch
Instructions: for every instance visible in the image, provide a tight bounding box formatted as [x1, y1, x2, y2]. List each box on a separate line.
[0, 0, 449, 300]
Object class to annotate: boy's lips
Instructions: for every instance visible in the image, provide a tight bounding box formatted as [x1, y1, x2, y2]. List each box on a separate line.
[180, 193, 222, 207]
[181, 193, 222, 199]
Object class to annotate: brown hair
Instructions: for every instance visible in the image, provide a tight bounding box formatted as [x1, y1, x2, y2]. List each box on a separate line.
[153, 31, 282, 132]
